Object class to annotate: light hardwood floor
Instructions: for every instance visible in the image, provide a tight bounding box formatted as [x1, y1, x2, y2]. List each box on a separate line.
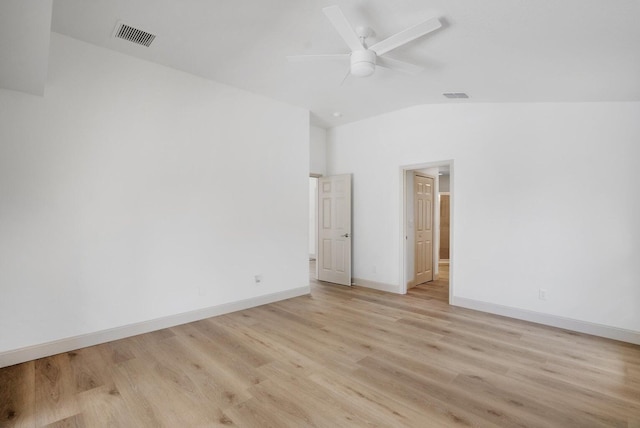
[2, 264, 640, 427]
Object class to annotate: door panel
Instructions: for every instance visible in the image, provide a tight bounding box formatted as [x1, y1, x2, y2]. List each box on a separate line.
[317, 174, 352, 285]
[322, 199, 331, 228]
[413, 174, 434, 287]
[335, 241, 346, 272]
[322, 239, 332, 270]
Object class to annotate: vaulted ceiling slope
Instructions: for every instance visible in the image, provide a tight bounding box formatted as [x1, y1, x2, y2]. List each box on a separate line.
[0, 0, 52, 96]
[5, 1, 640, 127]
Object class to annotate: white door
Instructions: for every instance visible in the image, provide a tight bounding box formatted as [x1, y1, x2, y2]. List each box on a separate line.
[317, 174, 352, 285]
[414, 173, 434, 287]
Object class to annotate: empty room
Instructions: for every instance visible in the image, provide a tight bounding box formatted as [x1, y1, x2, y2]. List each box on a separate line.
[1, 0, 639, 426]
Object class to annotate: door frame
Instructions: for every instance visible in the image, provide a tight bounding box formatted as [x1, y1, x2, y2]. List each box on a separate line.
[399, 160, 454, 300]
[309, 174, 322, 263]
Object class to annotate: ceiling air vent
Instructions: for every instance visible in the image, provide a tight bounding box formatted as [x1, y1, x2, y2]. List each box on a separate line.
[113, 22, 156, 47]
[443, 93, 469, 99]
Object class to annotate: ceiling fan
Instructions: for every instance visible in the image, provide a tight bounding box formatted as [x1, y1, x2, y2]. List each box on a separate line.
[287, 5, 442, 78]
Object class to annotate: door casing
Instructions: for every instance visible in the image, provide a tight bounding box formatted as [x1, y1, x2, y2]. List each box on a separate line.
[400, 161, 454, 298]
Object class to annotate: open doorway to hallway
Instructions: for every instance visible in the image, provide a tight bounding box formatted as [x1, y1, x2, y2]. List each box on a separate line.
[401, 161, 453, 302]
[309, 175, 320, 281]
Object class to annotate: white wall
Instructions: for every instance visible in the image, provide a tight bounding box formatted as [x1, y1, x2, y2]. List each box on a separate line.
[310, 126, 327, 176]
[439, 175, 450, 192]
[327, 102, 640, 335]
[0, 33, 310, 357]
[309, 126, 327, 259]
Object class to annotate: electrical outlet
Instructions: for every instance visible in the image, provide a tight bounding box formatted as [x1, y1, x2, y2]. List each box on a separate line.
[372, 265, 377, 274]
[538, 288, 547, 301]
[254, 274, 262, 284]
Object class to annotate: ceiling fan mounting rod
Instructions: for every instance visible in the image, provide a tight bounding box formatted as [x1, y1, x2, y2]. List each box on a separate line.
[356, 25, 373, 48]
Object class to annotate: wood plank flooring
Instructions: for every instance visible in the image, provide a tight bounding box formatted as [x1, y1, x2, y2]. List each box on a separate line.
[2, 264, 640, 427]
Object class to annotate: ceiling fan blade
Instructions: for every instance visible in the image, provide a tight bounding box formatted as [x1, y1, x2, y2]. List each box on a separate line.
[287, 54, 350, 62]
[340, 67, 351, 86]
[322, 6, 365, 52]
[376, 56, 424, 75]
[370, 17, 441, 56]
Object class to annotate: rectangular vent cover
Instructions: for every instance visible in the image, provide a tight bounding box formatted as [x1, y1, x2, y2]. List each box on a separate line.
[114, 23, 156, 47]
[443, 92, 469, 99]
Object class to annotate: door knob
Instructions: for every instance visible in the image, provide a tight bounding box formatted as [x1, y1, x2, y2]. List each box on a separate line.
[341, 233, 350, 238]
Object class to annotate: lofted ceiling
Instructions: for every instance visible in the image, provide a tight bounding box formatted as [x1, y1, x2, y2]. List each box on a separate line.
[0, 0, 52, 96]
[12, 1, 640, 127]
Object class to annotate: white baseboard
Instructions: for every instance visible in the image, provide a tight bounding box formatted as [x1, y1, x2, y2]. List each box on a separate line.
[451, 297, 640, 345]
[0, 286, 310, 368]
[352, 277, 400, 294]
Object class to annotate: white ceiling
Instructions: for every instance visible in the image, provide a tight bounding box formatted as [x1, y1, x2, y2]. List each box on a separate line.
[0, 0, 52, 96]
[24, 1, 640, 126]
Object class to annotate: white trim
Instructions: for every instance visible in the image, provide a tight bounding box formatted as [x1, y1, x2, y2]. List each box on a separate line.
[452, 297, 640, 345]
[0, 286, 310, 368]
[309, 175, 320, 270]
[352, 278, 400, 294]
[399, 167, 408, 294]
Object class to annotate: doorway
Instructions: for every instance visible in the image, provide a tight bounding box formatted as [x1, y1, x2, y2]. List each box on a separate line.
[309, 176, 319, 261]
[439, 192, 450, 262]
[400, 161, 453, 301]
[309, 175, 320, 280]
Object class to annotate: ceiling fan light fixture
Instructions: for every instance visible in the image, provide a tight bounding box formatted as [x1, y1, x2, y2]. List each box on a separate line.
[351, 62, 375, 77]
[350, 50, 376, 77]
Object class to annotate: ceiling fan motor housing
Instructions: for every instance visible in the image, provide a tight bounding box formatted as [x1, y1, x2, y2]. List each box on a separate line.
[351, 50, 376, 77]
